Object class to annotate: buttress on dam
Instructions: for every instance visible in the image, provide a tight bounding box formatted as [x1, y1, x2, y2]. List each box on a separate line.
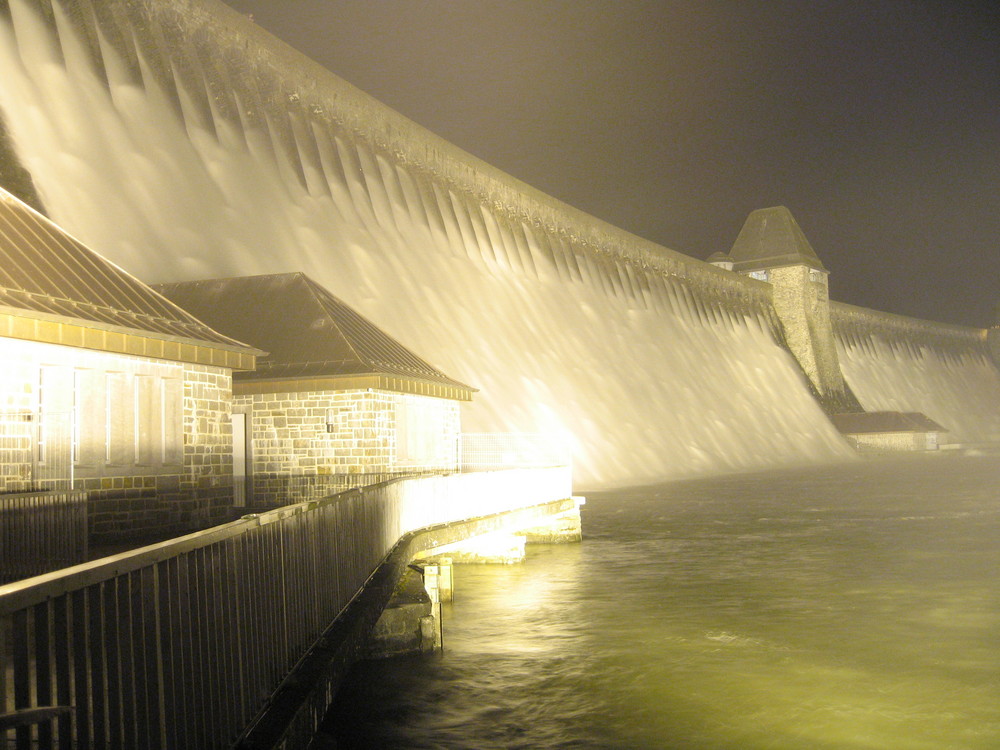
[1, 0, 998, 487]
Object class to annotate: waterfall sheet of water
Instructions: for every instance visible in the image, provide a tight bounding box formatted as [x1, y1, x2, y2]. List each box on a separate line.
[0, 0, 863, 485]
[832, 303, 1000, 444]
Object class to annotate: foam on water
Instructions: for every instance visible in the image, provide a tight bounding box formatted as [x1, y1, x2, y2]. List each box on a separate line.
[0, 0, 858, 486]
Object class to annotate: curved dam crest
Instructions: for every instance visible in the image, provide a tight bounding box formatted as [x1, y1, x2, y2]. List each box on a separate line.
[0, 0, 995, 485]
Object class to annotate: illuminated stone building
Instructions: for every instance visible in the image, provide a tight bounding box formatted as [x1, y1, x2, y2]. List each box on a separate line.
[0, 187, 259, 543]
[154, 273, 476, 507]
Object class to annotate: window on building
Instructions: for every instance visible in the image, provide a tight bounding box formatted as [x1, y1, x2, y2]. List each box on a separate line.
[134, 374, 160, 466]
[41, 364, 186, 475]
[74, 368, 104, 467]
[106, 372, 134, 466]
[396, 396, 448, 468]
[37, 366, 73, 482]
[161, 378, 183, 465]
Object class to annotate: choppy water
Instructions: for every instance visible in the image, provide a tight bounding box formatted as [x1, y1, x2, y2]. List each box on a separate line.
[325, 455, 1000, 749]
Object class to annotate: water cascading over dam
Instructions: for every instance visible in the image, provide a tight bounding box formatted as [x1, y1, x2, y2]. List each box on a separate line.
[832, 303, 1000, 444]
[0, 0, 859, 487]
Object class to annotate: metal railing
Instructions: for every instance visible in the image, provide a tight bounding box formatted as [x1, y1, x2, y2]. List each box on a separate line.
[244, 435, 571, 509]
[459, 432, 571, 472]
[0, 491, 88, 584]
[0, 466, 572, 749]
[246, 471, 427, 510]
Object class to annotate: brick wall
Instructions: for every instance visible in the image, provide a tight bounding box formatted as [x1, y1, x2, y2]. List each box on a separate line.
[235, 388, 460, 507]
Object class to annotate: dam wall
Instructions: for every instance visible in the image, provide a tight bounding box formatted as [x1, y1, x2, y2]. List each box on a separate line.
[0, 0, 858, 487]
[831, 302, 1000, 444]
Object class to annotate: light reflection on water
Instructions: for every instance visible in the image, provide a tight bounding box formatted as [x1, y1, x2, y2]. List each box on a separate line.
[326, 456, 1000, 749]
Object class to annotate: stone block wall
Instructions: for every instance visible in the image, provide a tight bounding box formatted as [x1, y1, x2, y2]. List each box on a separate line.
[179, 363, 236, 529]
[0, 343, 36, 493]
[235, 387, 461, 507]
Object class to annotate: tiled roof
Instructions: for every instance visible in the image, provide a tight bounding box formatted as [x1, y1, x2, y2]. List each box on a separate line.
[153, 273, 476, 397]
[830, 411, 947, 435]
[0, 186, 253, 352]
[729, 206, 827, 273]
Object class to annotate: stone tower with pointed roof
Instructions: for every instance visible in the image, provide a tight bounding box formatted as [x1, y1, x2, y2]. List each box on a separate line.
[729, 206, 858, 413]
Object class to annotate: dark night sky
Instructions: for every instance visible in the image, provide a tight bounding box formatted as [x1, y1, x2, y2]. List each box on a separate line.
[221, 0, 999, 327]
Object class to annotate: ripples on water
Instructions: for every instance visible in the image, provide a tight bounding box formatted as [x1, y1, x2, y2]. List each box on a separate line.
[324, 456, 1000, 749]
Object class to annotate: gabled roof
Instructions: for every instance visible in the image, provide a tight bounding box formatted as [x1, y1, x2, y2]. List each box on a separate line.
[830, 411, 947, 435]
[0, 187, 258, 369]
[729, 206, 827, 273]
[153, 273, 476, 400]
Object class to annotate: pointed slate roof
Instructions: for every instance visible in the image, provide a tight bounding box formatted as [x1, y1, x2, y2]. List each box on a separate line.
[729, 206, 827, 273]
[153, 273, 476, 401]
[0, 187, 258, 369]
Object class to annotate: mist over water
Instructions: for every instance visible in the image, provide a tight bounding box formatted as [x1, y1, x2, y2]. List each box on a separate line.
[0, 0, 857, 486]
[328, 456, 1000, 749]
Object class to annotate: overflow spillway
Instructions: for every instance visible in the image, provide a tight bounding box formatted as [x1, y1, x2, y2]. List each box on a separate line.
[0, 0, 874, 485]
[832, 302, 1000, 444]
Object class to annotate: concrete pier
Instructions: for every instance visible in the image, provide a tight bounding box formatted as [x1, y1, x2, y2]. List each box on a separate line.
[416, 496, 585, 564]
[417, 531, 527, 564]
[515, 501, 584, 543]
[366, 560, 456, 658]
[365, 566, 438, 658]
[368, 497, 586, 658]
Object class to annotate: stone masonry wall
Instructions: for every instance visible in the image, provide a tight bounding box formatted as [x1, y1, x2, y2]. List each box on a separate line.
[0, 340, 37, 493]
[180, 363, 235, 526]
[235, 388, 461, 508]
[768, 265, 856, 413]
